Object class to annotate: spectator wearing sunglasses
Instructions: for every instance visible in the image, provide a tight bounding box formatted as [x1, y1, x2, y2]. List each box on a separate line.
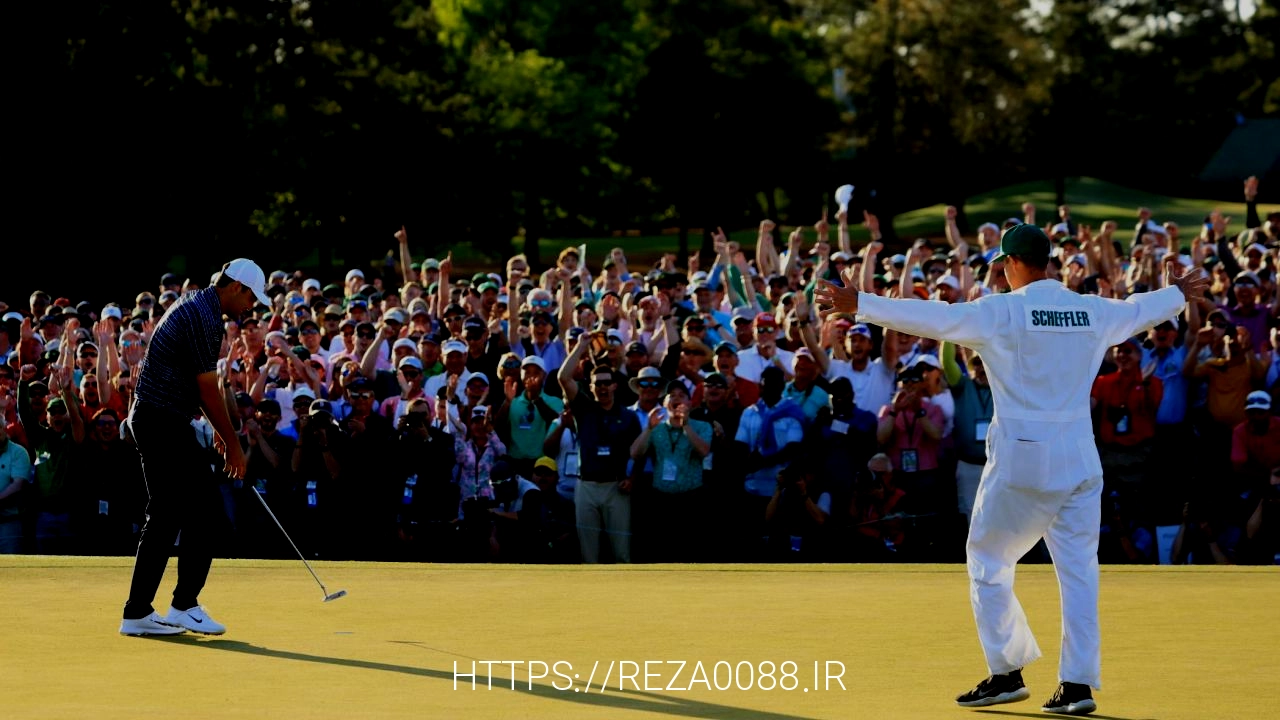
[509, 307, 567, 379]
[559, 337, 642, 563]
[463, 316, 506, 383]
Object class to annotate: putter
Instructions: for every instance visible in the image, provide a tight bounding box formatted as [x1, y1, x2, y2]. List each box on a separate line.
[251, 488, 347, 602]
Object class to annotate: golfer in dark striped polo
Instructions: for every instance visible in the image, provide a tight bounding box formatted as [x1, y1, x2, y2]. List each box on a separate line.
[119, 259, 267, 637]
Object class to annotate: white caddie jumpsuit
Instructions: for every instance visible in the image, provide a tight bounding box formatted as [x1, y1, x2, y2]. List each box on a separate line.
[856, 280, 1185, 689]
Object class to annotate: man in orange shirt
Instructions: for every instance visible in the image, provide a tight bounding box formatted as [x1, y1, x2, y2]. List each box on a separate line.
[1091, 338, 1163, 497]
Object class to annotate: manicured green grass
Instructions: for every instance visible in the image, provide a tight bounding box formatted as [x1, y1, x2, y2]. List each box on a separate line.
[2, 557, 1276, 719]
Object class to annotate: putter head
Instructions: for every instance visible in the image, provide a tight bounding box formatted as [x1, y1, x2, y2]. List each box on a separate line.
[323, 590, 348, 602]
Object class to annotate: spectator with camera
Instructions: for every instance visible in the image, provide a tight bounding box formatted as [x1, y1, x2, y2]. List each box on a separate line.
[810, 376, 878, 518]
[735, 365, 805, 556]
[847, 455, 907, 560]
[387, 398, 456, 560]
[876, 364, 944, 519]
[630, 388, 712, 561]
[234, 398, 295, 558]
[80, 407, 146, 556]
[765, 461, 832, 560]
[290, 399, 344, 558]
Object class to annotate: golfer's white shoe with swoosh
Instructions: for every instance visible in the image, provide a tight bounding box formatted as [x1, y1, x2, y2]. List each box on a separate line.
[120, 612, 187, 636]
[161, 605, 226, 635]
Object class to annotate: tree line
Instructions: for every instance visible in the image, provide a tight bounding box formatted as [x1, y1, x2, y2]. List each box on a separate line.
[8, 0, 1276, 300]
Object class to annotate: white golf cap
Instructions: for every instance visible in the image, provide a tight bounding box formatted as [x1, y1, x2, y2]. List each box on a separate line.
[2, 312, 24, 323]
[442, 339, 468, 355]
[521, 355, 546, 372]
[223, 259, 271, 306]
[292, 385, 316, 400]
[101, 306, 123, 320]
[302, 278, 322, 292]
[937, 275, 961, 291]
[345, 269, 365, 282]
[910, 354, 942, 371]
[398, 356, 424, 371]
[1244, 390, 1271, 411]
[1246, 242, 1267, 255]
[1050, 222, 1071, 236]
[392, 338, 417, 352]
[1143, 219, 1168, 236]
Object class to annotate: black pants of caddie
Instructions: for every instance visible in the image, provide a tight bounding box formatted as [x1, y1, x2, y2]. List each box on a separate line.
[123, 404, 225, 619]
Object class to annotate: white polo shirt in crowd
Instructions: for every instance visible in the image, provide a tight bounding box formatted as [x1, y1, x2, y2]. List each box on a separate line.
[736, 346, 795, 383]
[826, 356, 895, 415]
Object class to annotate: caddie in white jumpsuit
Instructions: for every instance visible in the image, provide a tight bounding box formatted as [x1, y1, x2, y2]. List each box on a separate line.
[815, 224, 1205, 716]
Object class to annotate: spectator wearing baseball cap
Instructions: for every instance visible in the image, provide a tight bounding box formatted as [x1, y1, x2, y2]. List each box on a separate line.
[1230, 391, 1280, 490]
[703, 338, 757, 408]
[462, 315, 505, 383]
[495, 354, 563, 478]
[1219, 271, 1269, 354]
[736, 313, 795, 385]
[297, 317, 330, 365]
[508, 293, 567, 379]
[422, 338, 474, 411]
[1091, 337, 1164, 502]
[782, 348, 830, 426]
[376, 355, 427, 423]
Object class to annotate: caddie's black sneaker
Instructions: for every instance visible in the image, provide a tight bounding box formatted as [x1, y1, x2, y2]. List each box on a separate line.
[956, 669, 1030, 707]
[1041, 681, 1096, 715]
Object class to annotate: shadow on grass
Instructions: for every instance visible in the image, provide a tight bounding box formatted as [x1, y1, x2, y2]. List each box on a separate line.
[155, 635, 821, 720]
[975, 709, 1156, 720]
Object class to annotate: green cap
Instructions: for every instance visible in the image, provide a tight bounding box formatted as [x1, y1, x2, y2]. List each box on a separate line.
[991, 223, 1051, 264]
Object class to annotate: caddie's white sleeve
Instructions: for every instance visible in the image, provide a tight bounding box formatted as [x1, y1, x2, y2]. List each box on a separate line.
[857, 293, 998, 349]
[1098, 287, 1186, 347]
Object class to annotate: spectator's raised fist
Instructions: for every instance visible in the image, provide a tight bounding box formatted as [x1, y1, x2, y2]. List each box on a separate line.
[760, 219, 776, 233]
[1244, 176, 1258, 201]
[1137, 207, 1152, 222]
[394, 225, 408, 244]
[945, 205, 957, 221]
[862, 211, 880, 235]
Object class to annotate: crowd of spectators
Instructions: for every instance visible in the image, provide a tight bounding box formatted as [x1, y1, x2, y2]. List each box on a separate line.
[2, 178, 1278, 565]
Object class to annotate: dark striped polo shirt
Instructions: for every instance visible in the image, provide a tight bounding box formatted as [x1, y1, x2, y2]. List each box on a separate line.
[133, 286, 225, 418]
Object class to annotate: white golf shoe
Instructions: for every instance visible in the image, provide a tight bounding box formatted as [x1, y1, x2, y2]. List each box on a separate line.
[120, 612, 187, 636]
[161, 605, 226, 635]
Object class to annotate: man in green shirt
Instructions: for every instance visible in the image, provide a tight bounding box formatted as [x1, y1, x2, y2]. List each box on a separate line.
[629, 391, 712, 561]
[497, 356, 562, 479]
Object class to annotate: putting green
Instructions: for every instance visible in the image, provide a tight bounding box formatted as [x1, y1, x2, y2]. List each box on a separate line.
[1, 557, 1274, 719]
